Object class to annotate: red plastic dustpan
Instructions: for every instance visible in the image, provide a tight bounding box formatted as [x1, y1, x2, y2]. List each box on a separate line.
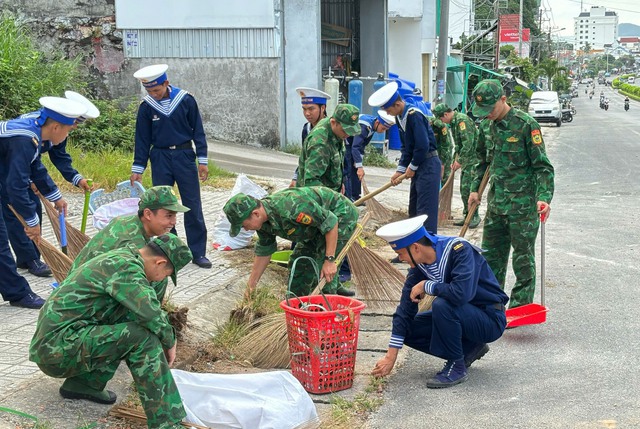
[505, 208, 549, 328]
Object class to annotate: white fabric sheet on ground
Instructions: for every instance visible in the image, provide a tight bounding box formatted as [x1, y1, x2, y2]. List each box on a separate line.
[172, 369, 319, 429]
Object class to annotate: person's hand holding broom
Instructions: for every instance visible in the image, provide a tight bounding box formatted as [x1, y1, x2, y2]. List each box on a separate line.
[54, 198, 68, 217]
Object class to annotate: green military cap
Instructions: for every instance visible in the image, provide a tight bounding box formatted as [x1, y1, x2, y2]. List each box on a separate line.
[332, 104, 361, 136]
[148, 233, 193, 285]
[471, 79, 504, 118]
[432, 103, 452, 118]
[223, 193, 259, 237]
[139, 186, 190, 212]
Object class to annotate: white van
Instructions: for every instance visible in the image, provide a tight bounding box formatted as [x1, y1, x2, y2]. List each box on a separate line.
[628, 76, 635, 84]
[527, 91, 562, 127]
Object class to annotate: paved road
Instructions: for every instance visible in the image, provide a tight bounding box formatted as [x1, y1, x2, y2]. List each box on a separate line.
[367, 90, 640, 428]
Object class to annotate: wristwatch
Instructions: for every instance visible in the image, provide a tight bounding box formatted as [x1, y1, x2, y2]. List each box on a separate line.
[324, 255, 336, 262]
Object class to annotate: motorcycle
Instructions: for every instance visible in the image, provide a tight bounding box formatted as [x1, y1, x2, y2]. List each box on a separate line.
[604, 101, 609, 111]
[561, 109, 573, 122]
[625, 101, 630, 111]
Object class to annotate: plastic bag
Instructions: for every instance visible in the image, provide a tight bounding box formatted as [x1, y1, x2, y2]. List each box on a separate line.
[172, 369, 319, 429]
[212, 174, 268, 250]
[92, 197, 140, 230]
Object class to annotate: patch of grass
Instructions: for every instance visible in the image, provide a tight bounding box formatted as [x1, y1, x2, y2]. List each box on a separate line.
[41, 143, 236, 194]
[281, 143, 302, 156]
[363, 146, 395, 168]
[211, 319, 249, 351]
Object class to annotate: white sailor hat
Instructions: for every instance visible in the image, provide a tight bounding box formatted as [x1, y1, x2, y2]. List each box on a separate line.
[38, 97, 87, 126]
[134, 64, 169, 88]
[296, 87, 331, 105]
[368, 81, 401, 109]
[376, 215, 437, 250]
[376, 109, 396, 126]
[64, 91, 100, 121]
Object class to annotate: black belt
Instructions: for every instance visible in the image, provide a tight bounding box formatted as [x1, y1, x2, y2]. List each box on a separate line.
[425, 150, 439, 159]
[492, 303, 506, 312]
[155, 142, 192, 150]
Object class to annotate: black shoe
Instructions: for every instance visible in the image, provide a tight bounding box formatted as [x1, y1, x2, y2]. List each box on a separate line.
[426, 359, 468, 389]
[336, 285, 355, 297]
[389, 256, 401, 264]
[10, 293, 45, 309]
[192, 256, 212, 269]
[453, 218, 466, 226]
[20, 259, 52, 277]
[60, 386, 117, 404]
[464, 343, 489, 368]
[469, 215, 482, 229]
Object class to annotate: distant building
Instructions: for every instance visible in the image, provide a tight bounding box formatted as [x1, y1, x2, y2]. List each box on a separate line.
[574, 6, 618, 51]
[619, 37, 640, 54]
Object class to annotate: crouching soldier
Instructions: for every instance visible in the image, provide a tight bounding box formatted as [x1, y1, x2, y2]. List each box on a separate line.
[30, 234, 193, 429]
[372, 215, 508, 388]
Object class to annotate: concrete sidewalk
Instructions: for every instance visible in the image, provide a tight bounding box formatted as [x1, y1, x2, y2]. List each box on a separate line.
[0, 144, 482, 428]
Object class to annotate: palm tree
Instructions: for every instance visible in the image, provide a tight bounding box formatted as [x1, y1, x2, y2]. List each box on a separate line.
[537, 59, 567, 91]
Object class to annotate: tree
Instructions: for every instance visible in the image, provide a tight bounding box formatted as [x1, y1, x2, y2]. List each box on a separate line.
[537, 59, 567, 91]
[500, 45, 516, 59]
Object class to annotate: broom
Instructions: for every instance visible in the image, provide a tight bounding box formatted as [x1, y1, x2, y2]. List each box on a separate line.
[8, 205, 73, 284]
[109, 405, 209, 428]
[352, 173, 407, 207]
[360, 178, 392, 223]
[438, 154, 458, 227]
[233, 217, 368, 369]
[458, 167, 490, 238]
[37, 191, 90, 259]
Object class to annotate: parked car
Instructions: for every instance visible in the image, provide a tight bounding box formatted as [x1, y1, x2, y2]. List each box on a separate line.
[528, 91, 562, 127]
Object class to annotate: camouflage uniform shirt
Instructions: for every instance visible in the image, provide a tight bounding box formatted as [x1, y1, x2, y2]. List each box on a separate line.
[68, 214, 168, 301]
[450, 111, 478, 168]
[428, 116, 453, 179]
[30, 244, 176, 366]
[297, 117, 345, 192]
[254, 187, 358, 257]
[471, 108, 554, 215]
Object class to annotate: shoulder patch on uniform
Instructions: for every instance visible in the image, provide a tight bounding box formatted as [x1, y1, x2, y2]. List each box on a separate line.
[442, 127, 447, 135]
[531, 129, 543, 145]
[453, 242, 464, 252]
[459, 122, 466, 131]
[506, 136, 519, 142]
[295, 212, 313, 225]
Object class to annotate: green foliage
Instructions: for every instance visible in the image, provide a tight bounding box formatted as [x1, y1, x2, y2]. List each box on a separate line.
[0, 12, 84, 119]
[507, 85, 533, 110]
[506, 54, 540, 83]
[500, 45, 515, 60]
[364, 145, 395, 168]
[70, 98, 140, 151]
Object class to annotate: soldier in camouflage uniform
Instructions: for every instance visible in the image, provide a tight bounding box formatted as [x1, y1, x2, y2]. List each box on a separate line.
[30, 234, 193, 429]
[427, 115, 452, 184]
[223, 187, 358, 297]
[296, 103, 361, 192]
[69, 186, 190, 301]
[468, 80, 554, 309]
[433, 104, 481, 228]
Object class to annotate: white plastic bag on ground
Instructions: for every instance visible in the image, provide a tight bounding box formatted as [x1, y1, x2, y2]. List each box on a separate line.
[92, 197, 140, 230]
[172, 369, 319, 429]
[212, 174, 268, 250]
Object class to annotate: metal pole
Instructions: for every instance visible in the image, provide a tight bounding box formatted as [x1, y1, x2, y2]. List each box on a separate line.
[436, 0, 450, 103]
[518, 0, 523, 56]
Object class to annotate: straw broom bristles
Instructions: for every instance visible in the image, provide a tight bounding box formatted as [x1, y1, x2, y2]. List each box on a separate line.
[346, 243, 402, 310]
[360, 179, 392, 223]
[233, 217, 368, 369]
[37, 192, 90, 259]
[8, 205, 73, 284]
[438, 167, 456, 227]
[109, 405, 209, 428]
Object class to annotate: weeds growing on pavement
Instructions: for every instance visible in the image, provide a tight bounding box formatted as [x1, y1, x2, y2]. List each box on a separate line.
[281, 143, 302, 156]
[363, 145, 395, 168]
[41, 143, 235, 194]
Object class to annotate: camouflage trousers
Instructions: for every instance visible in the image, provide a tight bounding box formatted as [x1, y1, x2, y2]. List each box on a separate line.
[36, 322, 185, 429]
[481, 209, 539, 308]
[287, 222, 357, 297]
[459, 169, 479, 218]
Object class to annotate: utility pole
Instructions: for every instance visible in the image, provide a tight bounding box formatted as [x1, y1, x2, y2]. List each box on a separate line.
[435, 0, 450, 103]
[518, 0, 523, 56]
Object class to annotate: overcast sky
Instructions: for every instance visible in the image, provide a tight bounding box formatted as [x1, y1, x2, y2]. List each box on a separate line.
[449, 0, 640, 40]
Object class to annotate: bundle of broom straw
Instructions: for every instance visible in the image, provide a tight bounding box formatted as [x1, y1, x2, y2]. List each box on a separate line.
[8, 205, 73, 283]
[109, 405, 209, 428]
[37, 192, 90, 259]
[233, 216, 368, 369]
[438, 163, 456, 227]
[360, 178, 392, 223]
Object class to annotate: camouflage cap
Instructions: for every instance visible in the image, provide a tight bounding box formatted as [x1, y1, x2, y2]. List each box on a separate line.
[148, 233, 193, 285]
[332, 104, 361, 136]
[471, 79, 504, 118]
[432, 103, 452, 118]
[139, 186, 190, 212]
[223, 193, 259, 237]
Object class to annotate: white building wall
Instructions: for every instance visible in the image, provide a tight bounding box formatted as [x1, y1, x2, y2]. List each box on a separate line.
[574, 6, 618, 51]
[388, 18, 423, 87]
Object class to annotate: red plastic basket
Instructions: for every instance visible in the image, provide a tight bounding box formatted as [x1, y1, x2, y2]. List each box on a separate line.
[280, 294, 366, 394]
